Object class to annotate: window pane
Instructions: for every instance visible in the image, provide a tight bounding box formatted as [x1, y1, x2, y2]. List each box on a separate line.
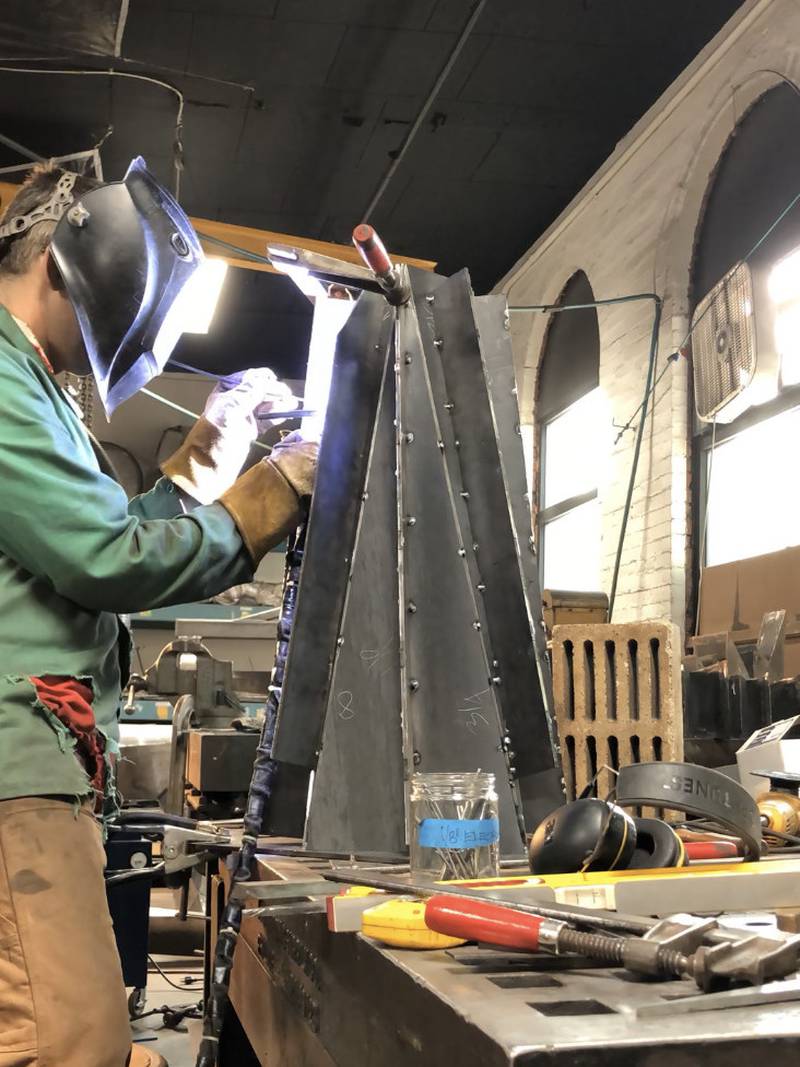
[705, 406, 800, 566]
[543, 388, 603, 508]
[542, 499, 602, 591]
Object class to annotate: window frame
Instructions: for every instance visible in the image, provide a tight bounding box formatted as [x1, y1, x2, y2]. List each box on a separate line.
[537, 391, 601, 590]
[696, 383, 800, 570]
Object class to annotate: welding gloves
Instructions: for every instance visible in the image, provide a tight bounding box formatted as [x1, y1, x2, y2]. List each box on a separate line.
[161, 368, 294, 505]
[219, 432, 318, 563]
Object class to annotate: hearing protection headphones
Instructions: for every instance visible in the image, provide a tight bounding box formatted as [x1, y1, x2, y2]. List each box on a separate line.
[529, 761, 762, 875]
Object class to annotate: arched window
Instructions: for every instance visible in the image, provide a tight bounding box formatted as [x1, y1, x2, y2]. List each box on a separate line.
[692, 84, 800, 570]
[537, 271, 602, 591]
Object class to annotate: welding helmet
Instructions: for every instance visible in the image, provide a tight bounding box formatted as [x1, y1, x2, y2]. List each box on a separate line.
[0, 157, 203, 414]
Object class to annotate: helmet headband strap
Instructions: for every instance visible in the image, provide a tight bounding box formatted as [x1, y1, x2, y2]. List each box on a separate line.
[0, 171, 78, 240]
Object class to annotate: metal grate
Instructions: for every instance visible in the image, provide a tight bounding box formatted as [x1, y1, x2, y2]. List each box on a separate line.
[691, 260, 757, 422]
[551, 622, 683, 811]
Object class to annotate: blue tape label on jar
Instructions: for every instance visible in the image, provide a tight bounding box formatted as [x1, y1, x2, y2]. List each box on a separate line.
[417, 818, 500, 850]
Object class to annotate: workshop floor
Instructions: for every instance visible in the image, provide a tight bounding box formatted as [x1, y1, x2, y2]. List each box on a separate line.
[131, 953, 202, 1067]
[131, 906, 205, 1067]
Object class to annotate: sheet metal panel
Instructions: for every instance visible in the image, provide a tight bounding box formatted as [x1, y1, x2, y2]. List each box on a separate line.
[423, 275, 563, 829]
[271, 293, 392, 771]
[396, 284, 525, 855]
[305, 357, 406, 853]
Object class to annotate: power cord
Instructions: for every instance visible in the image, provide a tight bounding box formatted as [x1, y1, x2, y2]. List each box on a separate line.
[148, 953, 203, 992]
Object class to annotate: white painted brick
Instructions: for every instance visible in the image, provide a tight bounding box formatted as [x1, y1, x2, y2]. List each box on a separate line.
[502, 0, 790, 632]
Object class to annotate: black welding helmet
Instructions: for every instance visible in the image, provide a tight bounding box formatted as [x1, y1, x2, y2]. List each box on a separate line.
[47, 157, 203, 414]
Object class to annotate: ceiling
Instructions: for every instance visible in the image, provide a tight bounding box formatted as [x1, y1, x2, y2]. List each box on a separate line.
[0, 0, 745, 380]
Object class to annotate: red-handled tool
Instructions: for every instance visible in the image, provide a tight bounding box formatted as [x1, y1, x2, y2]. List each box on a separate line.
[684, 840, 740, 862]
[425, 894, 544, 951]
[352, 223, 411, 306]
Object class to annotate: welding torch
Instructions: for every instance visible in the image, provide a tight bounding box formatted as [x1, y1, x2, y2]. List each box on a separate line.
[352, 223, 412, 306]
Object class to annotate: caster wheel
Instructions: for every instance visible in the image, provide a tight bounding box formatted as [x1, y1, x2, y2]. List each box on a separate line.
[128, 987, 146, 1019]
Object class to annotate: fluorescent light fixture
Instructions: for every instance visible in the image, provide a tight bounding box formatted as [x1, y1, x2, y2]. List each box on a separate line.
[152, 256, 228, 363]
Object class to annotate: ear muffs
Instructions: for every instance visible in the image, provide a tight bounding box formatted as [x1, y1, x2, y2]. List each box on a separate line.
[628, 817, 686, 870]
[528, 798, 637, 875]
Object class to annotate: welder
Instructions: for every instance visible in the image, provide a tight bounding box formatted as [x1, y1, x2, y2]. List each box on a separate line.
[0, 159, 317, 1067]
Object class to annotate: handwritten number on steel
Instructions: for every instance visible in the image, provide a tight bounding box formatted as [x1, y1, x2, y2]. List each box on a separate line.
[457, 688, 491, 734]
[337, 690, 356, 721]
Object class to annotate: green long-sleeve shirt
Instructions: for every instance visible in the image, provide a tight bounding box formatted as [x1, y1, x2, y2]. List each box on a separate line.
[0, 307, 253, 802]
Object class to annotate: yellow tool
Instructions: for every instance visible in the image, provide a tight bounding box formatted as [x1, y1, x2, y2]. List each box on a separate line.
[361, 897, 466, 949]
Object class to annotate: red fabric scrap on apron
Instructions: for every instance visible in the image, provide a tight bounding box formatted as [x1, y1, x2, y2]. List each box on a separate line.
[30, 675, 106, 801]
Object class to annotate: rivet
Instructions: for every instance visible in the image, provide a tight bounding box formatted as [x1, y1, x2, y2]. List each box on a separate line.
[444, 402, 454, 411]
[425, 294, 435, 304]
[404, 352, 412, 364]
[491, 676, 502, 686]
[374, 343, 382, 350]
[473, 620, 481, 630]
[337, 637, 344, 647]
[413, 750, 422, 766]
[405, 515, 416, 526]
[437, 440, 445, 451]
[492, 659, 499, 668]
[407, 601, 417, 614]
[508, 766, 517, 776]
[454, 439, 460, 448]
[362, 492, 369, 501]
[458, 548, 466, 557]
[409, 679, 420, 692]
[67, 202, 90, 228]
[434, 337, 444, 349]
[511, 385, 518, 396]
[472, 543, 479, 552]
[404, 431, 415, 444]
[477, 582, 486, 592]
[461, 491, 470, 500]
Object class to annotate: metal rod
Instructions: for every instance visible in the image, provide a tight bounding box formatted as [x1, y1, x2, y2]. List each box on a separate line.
[508, 293, 661, 314]
[508, 292, 662, 622]
[0, 131, 43, 163]
[363, 0, 487, 222]
[608, 298, 662, 619]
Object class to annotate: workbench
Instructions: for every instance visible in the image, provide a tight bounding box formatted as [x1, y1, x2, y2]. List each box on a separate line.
[214, 851, 800, 1066]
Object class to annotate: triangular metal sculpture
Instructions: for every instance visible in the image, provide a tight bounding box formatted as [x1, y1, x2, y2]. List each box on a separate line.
[266, 259, 564, 856]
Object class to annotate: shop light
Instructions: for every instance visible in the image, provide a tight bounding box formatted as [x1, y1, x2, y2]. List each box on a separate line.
[179, 257, 229, 334]
[152, 256, 228, 363]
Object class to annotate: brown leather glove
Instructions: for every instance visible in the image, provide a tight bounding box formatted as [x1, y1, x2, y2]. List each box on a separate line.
[160, 369, 294, 504]
[219, 436, 318, 563]
[161, 417, 228, 505]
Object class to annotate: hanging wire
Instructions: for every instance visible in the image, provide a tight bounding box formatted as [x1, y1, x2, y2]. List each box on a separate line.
[0, 66, 185, 197]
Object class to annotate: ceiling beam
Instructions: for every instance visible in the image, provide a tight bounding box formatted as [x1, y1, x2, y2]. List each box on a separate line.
[0, 180, 436, 276]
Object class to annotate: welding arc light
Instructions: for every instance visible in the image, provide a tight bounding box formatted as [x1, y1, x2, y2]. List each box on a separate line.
[769, 247, 800, 386]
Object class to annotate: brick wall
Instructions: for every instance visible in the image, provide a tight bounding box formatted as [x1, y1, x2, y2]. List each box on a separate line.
[497, 0, 799, 631]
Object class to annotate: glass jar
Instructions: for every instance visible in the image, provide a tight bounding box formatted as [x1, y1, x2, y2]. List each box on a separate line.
[409, 771, 499, 881]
